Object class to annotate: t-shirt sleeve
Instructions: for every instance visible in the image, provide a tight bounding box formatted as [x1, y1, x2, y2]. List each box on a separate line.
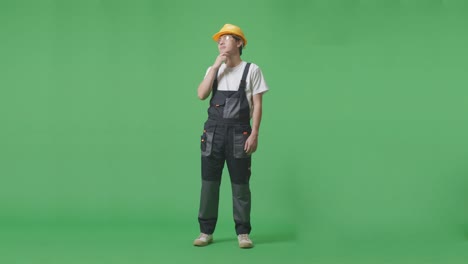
[250, 67, 269, 95]
[204, 66, 212, 78]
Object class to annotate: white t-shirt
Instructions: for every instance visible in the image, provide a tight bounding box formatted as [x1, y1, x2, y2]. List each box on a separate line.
[204, 61, 269, 117]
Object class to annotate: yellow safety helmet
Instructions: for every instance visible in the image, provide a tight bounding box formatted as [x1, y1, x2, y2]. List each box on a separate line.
[212, 24, 247, 47]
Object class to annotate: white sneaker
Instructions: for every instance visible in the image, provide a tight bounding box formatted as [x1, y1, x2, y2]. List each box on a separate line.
[193, 233, 213, 246]
[237, 234, 253, 248]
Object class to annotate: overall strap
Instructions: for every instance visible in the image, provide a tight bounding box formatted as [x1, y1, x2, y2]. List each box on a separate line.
[239, 62, 251, 89]
[212, 68, 220, 95]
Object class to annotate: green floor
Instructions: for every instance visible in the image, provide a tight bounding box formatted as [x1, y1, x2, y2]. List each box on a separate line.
[1, 221, 467, 264]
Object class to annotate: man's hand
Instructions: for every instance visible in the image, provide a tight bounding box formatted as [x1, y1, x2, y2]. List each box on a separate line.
[213, 52, 229, 69]
[244, 133, 258, 155]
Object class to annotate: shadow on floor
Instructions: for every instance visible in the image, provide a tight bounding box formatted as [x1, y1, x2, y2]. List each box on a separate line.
[253, 231, 298, 245]
[210, 230, 298, 245]
[213, 237, 238, 244]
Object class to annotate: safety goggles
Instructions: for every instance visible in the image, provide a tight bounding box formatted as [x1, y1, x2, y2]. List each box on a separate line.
[217, 35, 239, 44]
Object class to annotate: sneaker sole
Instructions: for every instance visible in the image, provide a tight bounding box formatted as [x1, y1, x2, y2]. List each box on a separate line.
[193, 239, 213, 247]
[239, 243, 253, 249]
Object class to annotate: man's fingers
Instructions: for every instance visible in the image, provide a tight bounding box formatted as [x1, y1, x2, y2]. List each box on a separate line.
[245, 144, 256, 155]
[249, 146, 256, 155]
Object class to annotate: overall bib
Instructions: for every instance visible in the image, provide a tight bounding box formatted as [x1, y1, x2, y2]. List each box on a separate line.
[198, 63, 252, 235]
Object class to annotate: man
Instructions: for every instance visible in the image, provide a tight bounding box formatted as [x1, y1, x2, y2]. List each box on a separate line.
[194, 24, 269, 249]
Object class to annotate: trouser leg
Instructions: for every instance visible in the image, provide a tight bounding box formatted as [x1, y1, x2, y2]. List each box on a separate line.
[198, 125, 226, 234]
[226, 155, 252, 235]
[198, 178, 221, 234]
[231, 182, 252, 235]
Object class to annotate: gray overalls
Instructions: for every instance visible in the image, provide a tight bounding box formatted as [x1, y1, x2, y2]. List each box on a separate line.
[198, 63, 253, 235]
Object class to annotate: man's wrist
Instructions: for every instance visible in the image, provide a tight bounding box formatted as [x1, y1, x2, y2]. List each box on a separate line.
[250, 130, 259, 137]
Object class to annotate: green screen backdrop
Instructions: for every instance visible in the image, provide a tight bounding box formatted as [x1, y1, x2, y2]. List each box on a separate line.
[1, 0, 467, 263]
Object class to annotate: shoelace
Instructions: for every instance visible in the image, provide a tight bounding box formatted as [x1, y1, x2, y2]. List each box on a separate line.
[239, 234, 250, 242]
[198, 234, 209, 240]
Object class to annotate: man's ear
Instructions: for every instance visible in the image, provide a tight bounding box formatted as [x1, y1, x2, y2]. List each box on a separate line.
[237, 41, 244, 48]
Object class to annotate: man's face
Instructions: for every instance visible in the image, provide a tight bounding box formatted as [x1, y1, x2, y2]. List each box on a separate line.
[217, 34, 241, 55]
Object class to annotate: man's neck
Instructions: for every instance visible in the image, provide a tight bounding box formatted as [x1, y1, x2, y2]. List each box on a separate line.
[225, 56, 242, 68]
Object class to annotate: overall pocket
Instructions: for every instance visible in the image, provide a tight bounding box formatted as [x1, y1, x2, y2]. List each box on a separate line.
[209, 96, 225, 118]
[233, 125, 252, 159]
[201, 123, 215, 157]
